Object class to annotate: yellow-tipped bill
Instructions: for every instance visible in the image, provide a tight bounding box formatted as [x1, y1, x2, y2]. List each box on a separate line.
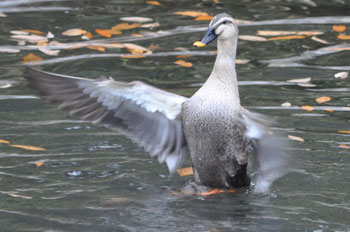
[193, 41, 206, 47]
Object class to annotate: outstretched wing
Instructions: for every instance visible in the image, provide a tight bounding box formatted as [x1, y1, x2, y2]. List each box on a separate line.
[24, 67, 188, 173]
[239, 108, 289, 193]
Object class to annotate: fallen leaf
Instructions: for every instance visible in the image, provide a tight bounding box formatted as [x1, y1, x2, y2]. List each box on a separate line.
[315, 96, 331, 104]
[62, 28, 88, 36]
[123, 43, 151, 54]
[11, 30, 29, 35]
[21, 29, 45, 35]
[287, 77, 311, 83]
[337, 34, 350, 40]
[139, 22, 160, 28]
[288, 135, 305, 142]
[10, 144, 46, 151]
[38, 47, 60, 56]
[111, 23, 140, 31]
[339, 144, 350, 149]
[87, 46, 106, 52]
[281, 102, 292, 107]
[184, 189, 235, 196]
[194, 15, 214, 21]
[0, 139, 10, 144]
[257, 30, 323, 36]
[177, 167, 194, 176]
[338, 130, 350, 134]
[0, 12, 7, 17]
[120, 16, 153, 23]
[8, 193, 32, 199]
[311, 36, 329, 44]
[239, 35, 267, 42]
[325, 108, 334, 112]
[173, 11, 208, 17]
[148, 44, 162, 51]
[334, 71, 348, 79]
[37, 41, 48, 46]
[131, 33, 143, 37]
[22, 53, 43, 63]
[176, 54, 193, 58]
[332, 25, 346, 33]
[146, 0, 161, 6]
[0, 83, 12, 89]
[122, 54, 146, 58]
[235, 59, 250, 64]
[268, 35, 306, 41]
[0, 48, 20, 53]
[35, 161, 45, 167]
[82, 32, 93, 40]
[174, 60, 193, 67]
[301, 105, 314, 112]
[95, 29, 112, 38]
[11, 34, 48, 43]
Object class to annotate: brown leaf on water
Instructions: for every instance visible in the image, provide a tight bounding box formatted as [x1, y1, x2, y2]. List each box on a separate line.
[239, 35, 267, 41]
[22, 53, 43, 63]
[123, 43, 151, 54]
[301, 105, 314, 112]
[174, 60, 193, 68]
[62, 28, 88, 36]
[122, 54, 146, 59]
[325, 108, 334, 112]
[148, 44, 162, 51]
[194, 15, 214, 21]
[35, 161, 45, 167]
[0, 139, 10, 144]
[83, 32, 94, 40]
[339, 144, 350, 149]
[10, 144, 46, 151]
[146, 0, 161, 6]
[315, 96, 331, 104]
[131, 33, 143, 37]
[177, 167, 194, 176]
[268, 35, 306, 41]
[332, 25, 346, 33]
[338, 130, 350, 134]
[11, 34, 48, 43]
[111, 23, 140, 31]
[95, 29, 112, 38]
[287, 77, 311, 83]
[257, 30, 323, 36]
[337, 34, 350, 40]
[87, 46, 106, 52]
[8, 193, 32, 199]
[176, 54, 193, 58]
[38, 47, 60, 56]
[173, 11, 208, 17]
[21, 29, 46, 35]
[184, 189, 235, 196]
[288, 135, 305, 142]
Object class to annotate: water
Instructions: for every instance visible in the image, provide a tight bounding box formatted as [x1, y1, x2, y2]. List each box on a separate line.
[1, 0, 350, 231]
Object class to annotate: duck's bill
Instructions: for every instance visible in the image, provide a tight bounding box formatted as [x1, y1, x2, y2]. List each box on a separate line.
[193, 28, 217, 47]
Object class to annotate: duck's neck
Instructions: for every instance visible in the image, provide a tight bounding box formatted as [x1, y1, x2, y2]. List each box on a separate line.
[208, 37, 240, 104]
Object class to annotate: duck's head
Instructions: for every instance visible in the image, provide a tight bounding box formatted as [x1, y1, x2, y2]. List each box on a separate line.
[193, 13, 237, 47]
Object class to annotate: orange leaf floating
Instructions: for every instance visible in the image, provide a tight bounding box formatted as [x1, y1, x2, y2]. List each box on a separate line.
[83, 32, 94, 39]
[22, 53, 43, 63]
[87, 46, 106, 52]
[194, 15, 214, 21]
[10, 144, 46, 151]
[62, 28, 88, 36]
[122, 54, 146, 59]
[173, 11, 208, 17]
[332, 25, 346, 33]
[184, 189, 235, 196]
[21, 29, 46, 35]
[174, 60, 193, 67]
[325, 108, 334, 112]
[0, 139, 10, 144]
[176, 54, 193, 58]
[268, 35, 306, 41]
[177, 167, 194, 176]
[95, 29, 112, 38]
[146, 0, 161, 5]
[35, 161, 45, 167]
[339, 144, 350, 149]
[111, 23, 140, 31]
[131, 33, 143, 37]
[315, 96, 331, 104]
[338, 130, 350, 134]
[288, 135, 305, 142]
[301, 105, 314, 112]
[337, 34, 350, 40]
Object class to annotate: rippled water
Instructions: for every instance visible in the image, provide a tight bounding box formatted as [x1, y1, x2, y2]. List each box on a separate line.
[1, 0, 350, 231]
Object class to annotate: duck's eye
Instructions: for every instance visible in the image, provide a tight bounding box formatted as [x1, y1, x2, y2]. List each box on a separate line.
[222, 21, 228, 24]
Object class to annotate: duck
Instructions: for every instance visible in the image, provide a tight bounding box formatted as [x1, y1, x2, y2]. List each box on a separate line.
[23, 13, 288, 193]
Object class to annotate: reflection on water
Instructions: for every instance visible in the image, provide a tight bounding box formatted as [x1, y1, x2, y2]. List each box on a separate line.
[1, 0, 350, 231]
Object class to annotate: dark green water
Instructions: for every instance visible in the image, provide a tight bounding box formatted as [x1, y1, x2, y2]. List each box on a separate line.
[1, 0, 350, 231]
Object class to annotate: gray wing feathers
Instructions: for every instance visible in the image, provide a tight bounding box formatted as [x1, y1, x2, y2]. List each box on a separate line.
[240, 108, 289, 193]
[24, 67, 187, 173]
